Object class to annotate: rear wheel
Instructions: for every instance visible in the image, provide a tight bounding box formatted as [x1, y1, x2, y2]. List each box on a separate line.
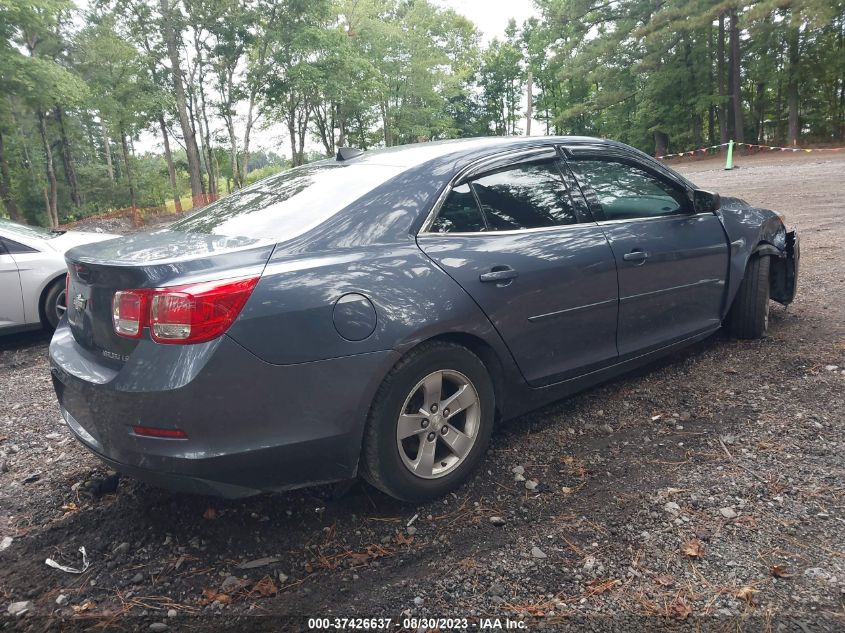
[727, 254, 771, 339]
[42, 277, 67, 330]
[360, 341, 494, 502]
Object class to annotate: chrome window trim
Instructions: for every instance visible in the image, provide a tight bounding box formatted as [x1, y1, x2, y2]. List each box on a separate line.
[417, 144, 561, 235]
[418, 221, 603, 239]
[594, 212, 715, 226]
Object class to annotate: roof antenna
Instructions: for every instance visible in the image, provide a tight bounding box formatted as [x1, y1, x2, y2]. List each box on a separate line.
[336, 147, 364, 161]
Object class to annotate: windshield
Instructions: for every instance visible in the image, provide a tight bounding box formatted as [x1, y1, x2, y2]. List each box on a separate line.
[171, 163, 405, 241]
[0, 218, 56, 240]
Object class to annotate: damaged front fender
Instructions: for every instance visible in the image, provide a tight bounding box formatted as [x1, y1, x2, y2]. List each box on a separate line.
[770, 230, 799, 305]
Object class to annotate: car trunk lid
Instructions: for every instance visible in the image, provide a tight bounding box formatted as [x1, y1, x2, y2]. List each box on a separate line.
[64, 230, 274, 364]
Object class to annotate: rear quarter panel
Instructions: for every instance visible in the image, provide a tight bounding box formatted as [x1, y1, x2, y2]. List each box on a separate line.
[226, 239, 516, 369]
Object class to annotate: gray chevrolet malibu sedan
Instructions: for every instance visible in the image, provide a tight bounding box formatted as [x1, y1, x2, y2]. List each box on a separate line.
[50, 137, 799, 502]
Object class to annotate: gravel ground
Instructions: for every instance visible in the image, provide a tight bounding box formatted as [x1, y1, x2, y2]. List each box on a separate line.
[1, 152, 843, 632]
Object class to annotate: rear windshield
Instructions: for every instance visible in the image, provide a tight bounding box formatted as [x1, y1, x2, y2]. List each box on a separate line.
[0, 218, 56, 240]
[170, 163, 404, 241]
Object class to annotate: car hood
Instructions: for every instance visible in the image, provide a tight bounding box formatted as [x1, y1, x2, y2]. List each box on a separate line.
[48, 230, 121, 254]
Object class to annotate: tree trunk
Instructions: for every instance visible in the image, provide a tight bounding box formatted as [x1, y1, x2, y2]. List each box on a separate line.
[37, 112, 58, 228]
[337, 104, 347, 148]
[226, 117, 240, 190]
[729, 8, 745, 143]
[654, 131, 669, 157]
[120, 128, 137, 212]
[288, 113, 299, 167]
[185, 87, 207, 198]
[55, 107, 81, 206]
[838, 14, 844, 140]
[159, 114, 182, 213]
[194, 40, 217, 200]
[312, 104, 333, 157]
[0, 131, 22, 222]
[101, 120, 114, 182]
[718, 12, 728, 144]
[380, 102, 391, 147]
[787, 19, 800, 146]
[81, 110, 98, 158]
[160, 0, 205, 209]
[239, 3, 277, 183]
[707, 21, 716, 146]
[755, 82, 766, 143]
[241, 97, 254, 183]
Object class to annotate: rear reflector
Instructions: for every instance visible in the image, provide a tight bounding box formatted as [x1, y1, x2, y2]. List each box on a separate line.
[112, 275, 259, 344]
[132, 426, 188, 439]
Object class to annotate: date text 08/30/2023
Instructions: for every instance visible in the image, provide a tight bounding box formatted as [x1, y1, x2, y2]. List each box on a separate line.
[307, 617, 528, 630]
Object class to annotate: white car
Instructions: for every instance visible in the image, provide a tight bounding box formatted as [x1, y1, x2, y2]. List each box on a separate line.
[0, 218, 119, 333]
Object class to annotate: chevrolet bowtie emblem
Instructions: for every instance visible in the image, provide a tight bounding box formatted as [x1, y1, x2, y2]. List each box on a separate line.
[72, 294, 87, 311]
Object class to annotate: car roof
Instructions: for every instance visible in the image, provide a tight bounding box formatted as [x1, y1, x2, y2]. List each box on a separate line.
[345, 136, 618, 169]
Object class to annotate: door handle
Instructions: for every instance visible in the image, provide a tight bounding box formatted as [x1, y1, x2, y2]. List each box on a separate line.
[623, 250, 650, 262]
[479, 266, 519, 283]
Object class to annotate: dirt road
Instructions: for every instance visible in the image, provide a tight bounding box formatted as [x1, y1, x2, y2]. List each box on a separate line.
[1, 152, 843, 632]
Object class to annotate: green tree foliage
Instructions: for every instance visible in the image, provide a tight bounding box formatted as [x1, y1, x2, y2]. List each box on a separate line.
[530, 0, 844, 154]
[0, 0, 841, 226]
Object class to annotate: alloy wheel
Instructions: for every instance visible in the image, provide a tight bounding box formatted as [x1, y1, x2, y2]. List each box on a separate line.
[395, 369, 480, 479]
[55, 289, 67, 322]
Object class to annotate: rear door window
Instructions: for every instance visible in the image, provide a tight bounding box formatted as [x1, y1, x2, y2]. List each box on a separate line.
[0, 237, 38, 254]
[430, 184, 487, 233]
[470, 161, 578, 231]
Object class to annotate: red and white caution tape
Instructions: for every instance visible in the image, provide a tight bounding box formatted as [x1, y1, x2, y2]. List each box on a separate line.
[657, 142, 843, 160]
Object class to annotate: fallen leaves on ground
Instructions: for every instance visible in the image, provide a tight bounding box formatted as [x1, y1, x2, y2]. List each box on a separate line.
[305, 544, 393, 573]
[670, 596, 692, 620]
[72, 601, 96, 613]
[392, 531, 413, 546]
[200, 589, 231, 605]
[347, 545, 390, 566]
[681, 538, 705, 558]
[249, 576, 277, 597]
[654, 574, 675, 587]
[736, 586, 756, 605]
[770, 564, 792, 578]
[584, 578, 619, 597]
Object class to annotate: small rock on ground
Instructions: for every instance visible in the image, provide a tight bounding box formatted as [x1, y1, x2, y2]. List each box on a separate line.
[7, 601, 32, 616]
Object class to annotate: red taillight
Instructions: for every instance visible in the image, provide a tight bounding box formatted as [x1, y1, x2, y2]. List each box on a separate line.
[112, 276, 259, 344]
[132, 425, 188, 439]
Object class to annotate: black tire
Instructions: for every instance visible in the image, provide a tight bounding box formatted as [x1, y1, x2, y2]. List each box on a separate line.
[42, 277, 66, 330]
[727, 254, 771, 339]
[360, 341, 495, 503]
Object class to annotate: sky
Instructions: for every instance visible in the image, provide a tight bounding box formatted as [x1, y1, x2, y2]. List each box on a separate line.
[135, 0, 542, 156]
[436, 0, 539, 44]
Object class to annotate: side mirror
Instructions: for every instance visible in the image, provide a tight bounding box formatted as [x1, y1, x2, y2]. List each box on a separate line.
[693, 189, 721, 214]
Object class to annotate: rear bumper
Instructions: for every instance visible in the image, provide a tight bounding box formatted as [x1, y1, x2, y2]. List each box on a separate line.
[50, 321, 398, 497]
